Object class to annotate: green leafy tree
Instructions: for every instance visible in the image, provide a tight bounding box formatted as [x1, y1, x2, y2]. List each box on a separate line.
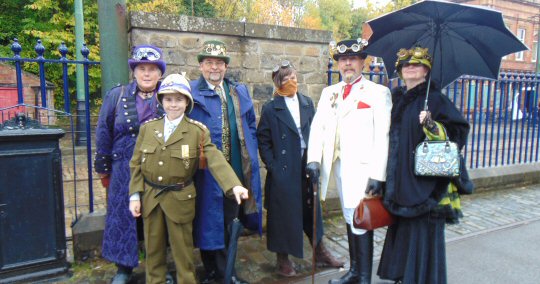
[299, 2, 323, 30]
[206, 0, 245, 21]
[318, 0, 353, 40]
[349, 7, 369, 39]
[127, 0, 186, 14]
[0, 0, 101, 111]
[0, 1, 33, 53]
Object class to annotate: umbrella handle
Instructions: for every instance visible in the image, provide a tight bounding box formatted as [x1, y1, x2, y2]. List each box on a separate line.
[234, 200, 241, 220]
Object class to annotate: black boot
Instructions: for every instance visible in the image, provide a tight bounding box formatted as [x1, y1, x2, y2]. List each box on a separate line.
[357, 230, 374, 284]
[328, 224, 359, 284]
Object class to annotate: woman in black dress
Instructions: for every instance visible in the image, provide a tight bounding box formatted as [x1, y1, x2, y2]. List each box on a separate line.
[377, 47, 470, 284]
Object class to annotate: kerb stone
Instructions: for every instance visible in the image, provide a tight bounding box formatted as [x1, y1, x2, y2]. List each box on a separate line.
[72, 210, 106, 261]
[470, 163, 540, 192]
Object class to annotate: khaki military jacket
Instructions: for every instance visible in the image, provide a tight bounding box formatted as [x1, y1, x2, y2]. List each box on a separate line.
[129, 116, 241, 224]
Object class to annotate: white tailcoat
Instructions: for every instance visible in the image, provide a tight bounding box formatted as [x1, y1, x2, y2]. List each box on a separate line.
[307, 77, 392, 208]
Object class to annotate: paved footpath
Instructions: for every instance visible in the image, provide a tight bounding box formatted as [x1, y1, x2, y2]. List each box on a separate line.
[44, 184, 540, 284]
[294, 184, 540, 284]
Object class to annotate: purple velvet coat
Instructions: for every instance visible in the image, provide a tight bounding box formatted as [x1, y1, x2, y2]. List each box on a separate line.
[94, 81, 163, 267]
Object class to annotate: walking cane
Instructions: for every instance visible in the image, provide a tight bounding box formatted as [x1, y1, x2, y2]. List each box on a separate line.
[310, 176, 318, 284]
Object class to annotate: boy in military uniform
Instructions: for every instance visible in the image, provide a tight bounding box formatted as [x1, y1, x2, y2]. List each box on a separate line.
[128, 73, 249, 284]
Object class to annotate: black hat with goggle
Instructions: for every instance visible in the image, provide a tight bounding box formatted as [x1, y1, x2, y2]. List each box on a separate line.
[330, 38, 369, 61]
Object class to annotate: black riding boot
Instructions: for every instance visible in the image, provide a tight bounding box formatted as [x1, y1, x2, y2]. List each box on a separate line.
[357, 230, 373, 284]
[328, 224, 359, 284]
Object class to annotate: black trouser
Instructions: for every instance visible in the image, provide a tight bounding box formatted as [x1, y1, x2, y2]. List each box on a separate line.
[200, 196, 239, 279]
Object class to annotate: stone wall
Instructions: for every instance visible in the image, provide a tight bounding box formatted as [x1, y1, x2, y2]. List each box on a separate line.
[128, 12, 333, 114]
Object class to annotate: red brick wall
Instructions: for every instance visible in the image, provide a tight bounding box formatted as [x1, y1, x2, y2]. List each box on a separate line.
[0, 63, 53, 108]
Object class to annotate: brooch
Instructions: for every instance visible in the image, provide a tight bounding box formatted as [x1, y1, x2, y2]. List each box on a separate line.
[330, 92, 339, 108]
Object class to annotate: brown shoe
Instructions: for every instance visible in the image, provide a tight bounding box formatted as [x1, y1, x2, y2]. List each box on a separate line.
[276, 253, 296, 277]
[315, 241, 345, 268]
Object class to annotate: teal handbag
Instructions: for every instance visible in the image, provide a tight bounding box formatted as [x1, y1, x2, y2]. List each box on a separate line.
[414, 88, 461, 177]
[414, 139, 460, 177]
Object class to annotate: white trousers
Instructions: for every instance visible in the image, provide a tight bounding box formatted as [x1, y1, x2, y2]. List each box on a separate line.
[332, 158, 368, 235]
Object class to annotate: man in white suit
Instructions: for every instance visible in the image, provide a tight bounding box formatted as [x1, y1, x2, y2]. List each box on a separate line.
[306, 39, 392, 284]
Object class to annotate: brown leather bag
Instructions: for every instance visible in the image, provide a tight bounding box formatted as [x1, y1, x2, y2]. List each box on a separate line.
[353, 196, 395, 230]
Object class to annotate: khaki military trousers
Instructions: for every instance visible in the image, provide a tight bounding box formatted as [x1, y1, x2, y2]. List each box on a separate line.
[143, 204, 196, 284]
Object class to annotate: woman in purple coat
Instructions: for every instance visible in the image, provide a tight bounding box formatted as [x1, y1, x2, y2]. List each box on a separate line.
[94, 45, 165, 284]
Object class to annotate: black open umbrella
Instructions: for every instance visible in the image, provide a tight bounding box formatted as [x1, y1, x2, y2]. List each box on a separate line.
[224, 204, 243, 284]
[364, 0, 528, 88]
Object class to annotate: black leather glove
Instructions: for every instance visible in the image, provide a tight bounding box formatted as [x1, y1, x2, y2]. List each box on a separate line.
[365, 178, 384, 196]
[306, 162, 320, 182]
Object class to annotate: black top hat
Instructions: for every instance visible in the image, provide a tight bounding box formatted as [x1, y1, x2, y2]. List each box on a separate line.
[330, 38, 369, 61]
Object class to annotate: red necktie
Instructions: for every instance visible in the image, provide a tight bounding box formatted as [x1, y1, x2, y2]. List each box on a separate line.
[343, 76, 362, 100]
[343, 84, 352, 100]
